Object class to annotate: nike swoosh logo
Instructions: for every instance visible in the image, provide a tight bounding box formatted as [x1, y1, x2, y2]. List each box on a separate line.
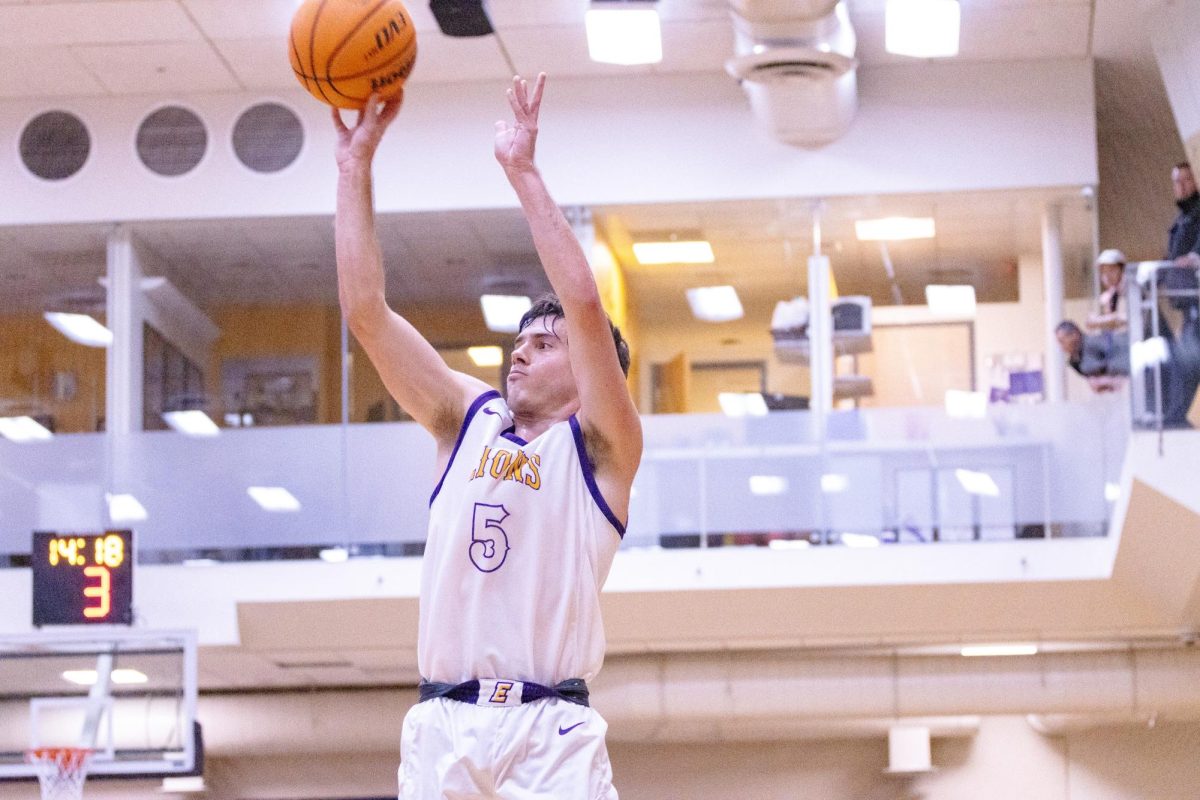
[558, 722, 585, 736]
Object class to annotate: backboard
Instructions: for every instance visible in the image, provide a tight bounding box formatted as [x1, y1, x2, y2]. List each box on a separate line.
[0, 629, 199, 781]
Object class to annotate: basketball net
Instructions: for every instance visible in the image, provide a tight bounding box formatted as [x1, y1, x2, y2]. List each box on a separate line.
[26, 748, 93, 800]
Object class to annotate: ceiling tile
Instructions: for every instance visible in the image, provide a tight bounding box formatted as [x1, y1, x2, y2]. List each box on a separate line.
[409, 32, 512, 84]
[656, 19, 737, 73]
[72, 41, 241, 93]
[183, 0, 301, 40]
[0, 46, 107, 98]
[486, 0, 587, 28]
[500, 24, 657, 79]
[214, 37, 299, 90]
[0, 1, 202, 48]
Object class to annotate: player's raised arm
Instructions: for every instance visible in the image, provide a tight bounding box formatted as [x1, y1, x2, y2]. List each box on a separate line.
[333, 94, 489, 447]
[494, 74, 642, 483]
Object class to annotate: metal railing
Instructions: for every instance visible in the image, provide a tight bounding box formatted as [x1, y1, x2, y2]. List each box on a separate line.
[1126, 261, 1200, 431]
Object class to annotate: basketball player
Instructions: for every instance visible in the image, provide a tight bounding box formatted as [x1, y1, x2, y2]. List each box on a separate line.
[332, 73, 640, 799]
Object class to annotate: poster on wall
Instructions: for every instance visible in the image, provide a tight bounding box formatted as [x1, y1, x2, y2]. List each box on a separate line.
[986, 352, 1044, 404]
[221, 356, 318, 427]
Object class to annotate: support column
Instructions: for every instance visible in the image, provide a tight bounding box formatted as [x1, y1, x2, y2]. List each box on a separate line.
[807, 253, 834, 430]
[105, 225, 145, 435]
[1041, 203, 1066, 403]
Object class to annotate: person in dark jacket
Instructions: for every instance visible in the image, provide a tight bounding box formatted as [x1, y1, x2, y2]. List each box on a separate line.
[1159, 163, 1200, 423]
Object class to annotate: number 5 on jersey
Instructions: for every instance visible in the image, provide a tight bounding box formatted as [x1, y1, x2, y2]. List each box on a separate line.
[470, 503, 510, 573]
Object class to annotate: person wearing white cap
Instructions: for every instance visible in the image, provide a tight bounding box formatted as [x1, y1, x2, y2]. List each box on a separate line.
[1086, 248, 1128, 333]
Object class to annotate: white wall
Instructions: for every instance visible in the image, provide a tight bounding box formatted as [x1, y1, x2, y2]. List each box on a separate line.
[1, 59, 1097, 226]
[611, 718, 1200, 800]
[19, 717, 1199, 800]
[1143, 0, 1200, 163]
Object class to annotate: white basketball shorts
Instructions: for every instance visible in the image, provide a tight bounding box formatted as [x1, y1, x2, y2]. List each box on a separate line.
[398, 696, 618, 800]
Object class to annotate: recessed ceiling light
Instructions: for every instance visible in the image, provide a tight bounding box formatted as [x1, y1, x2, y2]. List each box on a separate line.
[855, 217, 936, 242]
[43, 312, 113, 348]
[632, 240, 715, 265]
[960, 643, 1038, 657]
[319, 547, 349, 563]
[840, 532, 880, 548]
[954, 468, 1000, 497]
[749, 475, 788, 496]
[944, 389, 988, 419]
[0, 416, 53, 443]
[162, 410, 220, 437]
[62, 668, 148, 686]
[585, 4, 663, 65]
[160, 776, 206, 793]
[886, 0, 961, 58]
[106, 493, 148, 524]
[467, 346, 504, 367]
[925, 284, 976, 316]
[247, 486, 302, 513]
[480, 294, 531, 334]
[686, 285, 744, 322]
[821, 474, 849, 494]
[717, 392, 768, 417]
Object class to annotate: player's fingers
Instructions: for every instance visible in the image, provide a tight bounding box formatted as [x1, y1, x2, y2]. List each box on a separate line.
[506, 87, 524, 118]
[511, 74, 526, 109]
[379, 91, 404, 124]
[331, 106, 348, 134]
[362, 92, 382, 125]
[528, 72, 546, 118]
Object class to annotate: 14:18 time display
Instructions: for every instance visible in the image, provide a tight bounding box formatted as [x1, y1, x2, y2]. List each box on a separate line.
[32, 531, 134, 626]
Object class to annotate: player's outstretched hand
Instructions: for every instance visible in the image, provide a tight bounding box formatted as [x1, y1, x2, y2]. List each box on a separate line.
[495, 73, 545, 174]
[333, 91, 404, 170]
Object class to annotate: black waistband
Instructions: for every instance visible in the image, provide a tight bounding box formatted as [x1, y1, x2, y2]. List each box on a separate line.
[418, 678, 589, 707]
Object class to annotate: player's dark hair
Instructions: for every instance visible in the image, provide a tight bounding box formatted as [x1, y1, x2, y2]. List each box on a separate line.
[1055, 320, 1082, 337]
[518, 293, 631, 377]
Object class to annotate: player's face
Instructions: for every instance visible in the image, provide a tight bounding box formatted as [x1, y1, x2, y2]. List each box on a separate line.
[507, 315, 578, 415]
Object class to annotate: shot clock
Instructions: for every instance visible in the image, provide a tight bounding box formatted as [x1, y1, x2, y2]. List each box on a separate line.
[32, 530, 134, 626]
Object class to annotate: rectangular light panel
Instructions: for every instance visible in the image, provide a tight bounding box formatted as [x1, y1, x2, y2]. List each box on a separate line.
[585, 6, 663, 65]
[854, 217, 936, 242]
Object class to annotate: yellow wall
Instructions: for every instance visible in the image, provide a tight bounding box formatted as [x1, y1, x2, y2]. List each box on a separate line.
[208, 305, 512, 426]
[0, 314, 106, 433]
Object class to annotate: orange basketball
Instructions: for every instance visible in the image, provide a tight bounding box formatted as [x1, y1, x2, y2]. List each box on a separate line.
[289, 0, 418, 109]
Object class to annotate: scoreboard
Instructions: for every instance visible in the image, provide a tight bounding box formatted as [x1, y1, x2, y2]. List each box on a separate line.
[32, 530, 134, 626]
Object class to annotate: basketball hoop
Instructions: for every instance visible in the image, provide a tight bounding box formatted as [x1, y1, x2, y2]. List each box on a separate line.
[25, 748, 94, 800]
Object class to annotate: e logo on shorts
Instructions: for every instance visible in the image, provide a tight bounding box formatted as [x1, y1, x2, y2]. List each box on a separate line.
[489, 681, 515, 704]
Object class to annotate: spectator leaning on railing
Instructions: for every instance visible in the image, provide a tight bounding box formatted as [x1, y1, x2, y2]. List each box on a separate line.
[1055, 320, 1129, 394]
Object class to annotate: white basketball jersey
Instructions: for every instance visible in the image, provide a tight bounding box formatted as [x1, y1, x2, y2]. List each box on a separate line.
[419, 391, 625, 685]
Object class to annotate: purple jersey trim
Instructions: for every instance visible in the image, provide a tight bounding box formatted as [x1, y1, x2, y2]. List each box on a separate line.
[429, 390, 502, 506]
[501, 428, 528, 446]
[568, 415, 627, 538]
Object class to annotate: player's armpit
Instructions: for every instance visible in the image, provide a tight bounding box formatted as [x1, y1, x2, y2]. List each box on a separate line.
[578, 417, 639, 525]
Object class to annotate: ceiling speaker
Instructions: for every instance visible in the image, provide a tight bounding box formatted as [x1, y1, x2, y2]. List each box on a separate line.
[429, 0, 493, 37]
[20, 111, 90, 181]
